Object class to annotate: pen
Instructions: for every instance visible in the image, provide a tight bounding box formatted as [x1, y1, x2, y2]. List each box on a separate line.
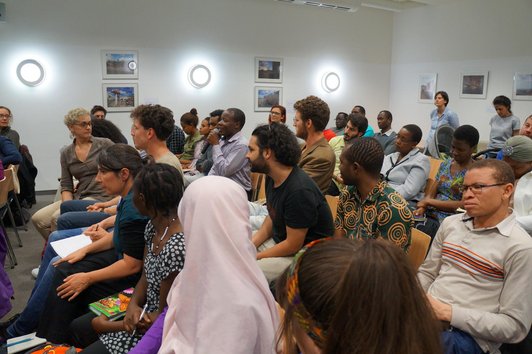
[132, 303, 148, 336]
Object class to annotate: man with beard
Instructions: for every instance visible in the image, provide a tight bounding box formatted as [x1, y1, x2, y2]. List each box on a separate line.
[247, 123, 333, 282]
[293, 95, 336, 194]
[207, 108, 251, 197]
[328, 113, 368, 195]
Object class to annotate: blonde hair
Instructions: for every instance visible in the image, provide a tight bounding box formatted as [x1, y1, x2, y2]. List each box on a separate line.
[64, 107, 89, 127]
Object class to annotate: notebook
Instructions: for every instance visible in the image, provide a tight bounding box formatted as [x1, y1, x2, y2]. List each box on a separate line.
[7, 332, 46, 354]
[88, 288, 134, 321]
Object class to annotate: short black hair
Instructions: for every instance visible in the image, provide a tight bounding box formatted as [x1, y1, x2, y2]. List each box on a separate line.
[348, 113, 368, 135]
[402, 124, 423, 144]
[453, 125, 479, 148]
[352, 105, 366, 115]
[133, 163, 184, 218]
[210, 109, 224, 118]
[379, 110, 393, 121]
[435, 91, 449, 106]
[90, 105, 107, 116]
[252, 123, 301, 167]
[469, 159, 515, 185]
[344, 138, 384, 177]
[131, 104, 175, 141]
[226, 108, 246, 129]
[91, 118, 127, 144]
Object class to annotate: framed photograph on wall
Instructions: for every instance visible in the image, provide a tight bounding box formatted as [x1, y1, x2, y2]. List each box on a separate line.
[418, 73, 437, 103]
[255, 57, 283, 83]
[254, 86, 282, 112]
[102, 83, 138, 112]
[513, 73, 532, 100]
[101, 50, 138, 79]
[459, 72, 488, 99]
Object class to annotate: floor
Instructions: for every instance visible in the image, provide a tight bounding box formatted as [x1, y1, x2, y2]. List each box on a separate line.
[3, 193, 55, 321]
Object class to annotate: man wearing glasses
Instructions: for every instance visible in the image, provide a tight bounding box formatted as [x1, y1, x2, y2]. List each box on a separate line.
[418, 159, 532, 354]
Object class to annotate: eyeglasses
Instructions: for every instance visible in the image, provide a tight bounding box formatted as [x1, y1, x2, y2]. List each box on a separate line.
[0, 114, 11, 119]
[74, 121, 92, 128]
[458, 183, 506, 194]
[270, 111, 281, 116]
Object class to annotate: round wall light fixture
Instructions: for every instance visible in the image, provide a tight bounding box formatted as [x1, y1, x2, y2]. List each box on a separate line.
[321, 72, 340, 93]
[188, 64, 211, 89]
[17, 59, 45, 87]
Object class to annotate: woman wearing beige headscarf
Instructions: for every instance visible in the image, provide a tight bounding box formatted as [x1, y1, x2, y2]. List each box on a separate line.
[159, 176, 279, 354]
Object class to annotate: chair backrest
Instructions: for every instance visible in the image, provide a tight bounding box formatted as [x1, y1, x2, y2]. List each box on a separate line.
[408, 228, 431, 270]
[424, 157, 442, 195]
[4, 165, 17, 193]
[0, 177, 9, 206]
[250, 173, 265, 202]
[435, 125, 455, 157]
[325, 195, 339, 220]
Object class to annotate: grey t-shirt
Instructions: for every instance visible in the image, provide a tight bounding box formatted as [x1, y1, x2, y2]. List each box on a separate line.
[488, 114, 520, 149]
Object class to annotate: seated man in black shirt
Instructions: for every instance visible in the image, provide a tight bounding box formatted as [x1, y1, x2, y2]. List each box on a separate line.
[248, 123, 334, 282]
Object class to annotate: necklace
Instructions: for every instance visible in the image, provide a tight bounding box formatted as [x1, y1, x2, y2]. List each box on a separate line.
[151, 215, 177, 252]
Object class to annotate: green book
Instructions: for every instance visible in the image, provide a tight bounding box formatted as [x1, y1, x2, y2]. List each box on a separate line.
[88, 287, 134, 321]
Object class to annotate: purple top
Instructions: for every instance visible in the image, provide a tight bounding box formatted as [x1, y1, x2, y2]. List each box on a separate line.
[128, 306, 167, 354]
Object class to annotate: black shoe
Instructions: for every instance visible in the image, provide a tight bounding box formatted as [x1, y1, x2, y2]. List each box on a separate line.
[0, 313, 20, 336]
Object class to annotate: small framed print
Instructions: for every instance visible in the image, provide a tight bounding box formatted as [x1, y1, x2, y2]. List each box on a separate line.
[459, 72, 488, 99]
[102, 83, 138, 112]
[101, 50, 138, 79]
[513, 73, 532, 100]
[418, 73, 437, 103]
[254, 86, 282, 112]
[255, 57, 283, 83]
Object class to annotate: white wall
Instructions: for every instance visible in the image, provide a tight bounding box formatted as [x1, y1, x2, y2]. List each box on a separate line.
[0, 0, 393, 190]
[389, 0, 532, 146]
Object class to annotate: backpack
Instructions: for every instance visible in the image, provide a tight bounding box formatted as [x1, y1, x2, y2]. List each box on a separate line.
[25, 343, 81, 354]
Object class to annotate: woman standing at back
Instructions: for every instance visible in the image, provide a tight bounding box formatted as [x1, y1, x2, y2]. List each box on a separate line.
[425, 91, 460, 158]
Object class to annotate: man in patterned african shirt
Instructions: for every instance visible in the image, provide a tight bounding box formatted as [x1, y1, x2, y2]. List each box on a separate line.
[333, 137, 412, 252]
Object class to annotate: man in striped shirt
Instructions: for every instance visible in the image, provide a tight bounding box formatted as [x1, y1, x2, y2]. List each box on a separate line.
[418, 159, 532, 354]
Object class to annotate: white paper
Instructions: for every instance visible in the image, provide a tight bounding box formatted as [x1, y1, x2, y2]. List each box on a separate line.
[7, 332, 46, 354]
[50, 233, 92, 258]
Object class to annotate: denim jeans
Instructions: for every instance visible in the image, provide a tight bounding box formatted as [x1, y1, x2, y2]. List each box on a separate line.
[6, 228, 83, 338]
[442, 327, 485, 354]
[57, 200, 109, 231]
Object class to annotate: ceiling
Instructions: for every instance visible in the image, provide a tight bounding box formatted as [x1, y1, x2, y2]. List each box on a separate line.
[272, 0, 461, 13]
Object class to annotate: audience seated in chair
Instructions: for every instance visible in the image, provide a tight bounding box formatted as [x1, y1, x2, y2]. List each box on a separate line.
[487, 95, 520, 158]
[129, 176, 279, 354]
[0, 106, 21, 150]
[70, 164, 185, 353]
[414, 125, 479, 237]
[248, 123, 334, 282]
[294, 96, 336, 194]
[178, 108, 202, 167]
[350, 105, 375, 137]
[418, 159, 532, 354]
[373, 109, 397, 155]
[276, 238, 443, 354]
[334, 137, 412, 252]
[328, 113, 367, 196]
[207, 108, 251, 195]
[57, 104, 183, 231]
[31, 108, 113, 240]
[381, 124, 430, 205]
[502, 135, 532, 234]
